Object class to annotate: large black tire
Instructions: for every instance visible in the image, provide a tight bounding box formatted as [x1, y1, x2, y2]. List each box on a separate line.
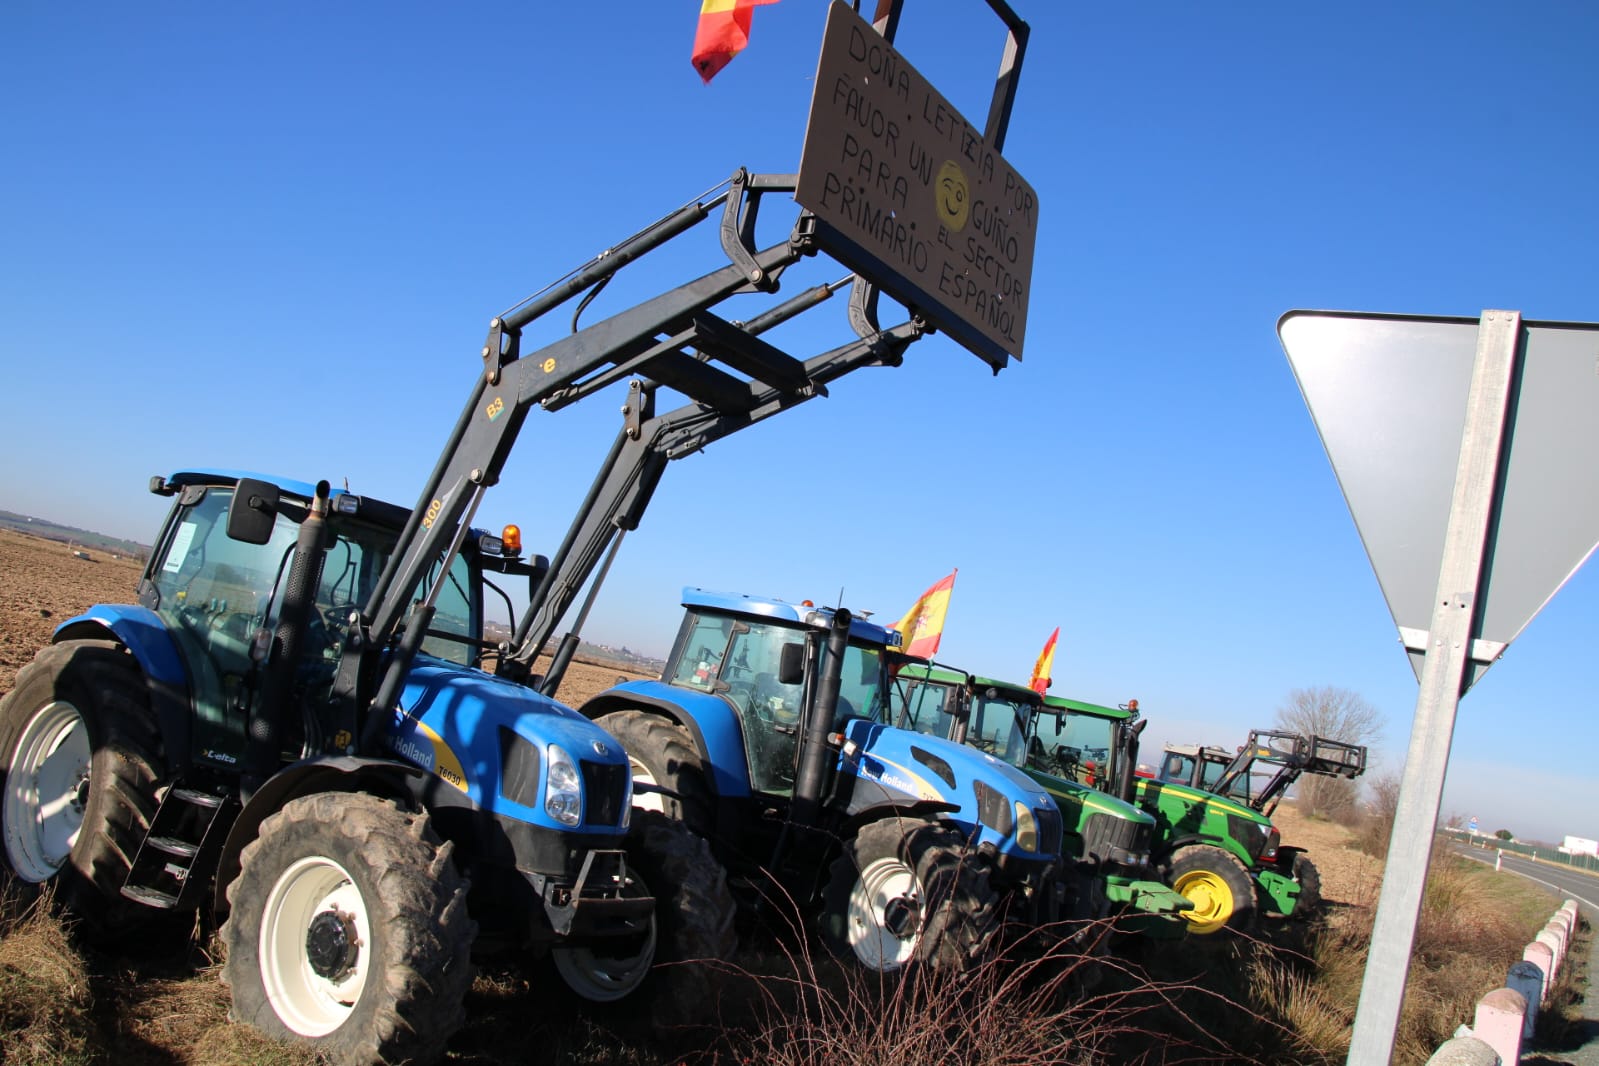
[1290, 852, 1322, 919]
[1167, 845, 1257, 936]
[221, 792, 475, 1066]
[594, 709, 714, 834]
[553, 810, 737, 1035]
[0, 640, 165, 940]
[821, 817, 1000, 974]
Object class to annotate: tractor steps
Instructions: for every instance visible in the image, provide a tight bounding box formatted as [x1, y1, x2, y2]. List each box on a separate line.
[121, 781, 238, 911]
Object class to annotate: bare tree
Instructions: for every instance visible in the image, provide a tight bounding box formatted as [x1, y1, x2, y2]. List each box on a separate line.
[1275, 685, 1383, 818]
[1356, 771, 1404, 856]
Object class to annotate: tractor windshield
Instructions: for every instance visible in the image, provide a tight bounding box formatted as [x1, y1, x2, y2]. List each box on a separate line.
[1032, 710, 1116, 788]
[147, 485, 476, 766]
[967, 689, 1030, 766]
[890, 675, 956, 739]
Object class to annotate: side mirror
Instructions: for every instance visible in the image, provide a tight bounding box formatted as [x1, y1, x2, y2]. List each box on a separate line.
[778, 642, 805, 686]
[228, 478, 280, 545]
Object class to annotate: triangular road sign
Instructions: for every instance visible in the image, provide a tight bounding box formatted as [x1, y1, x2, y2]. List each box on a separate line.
[1280, 310, 1599, 689]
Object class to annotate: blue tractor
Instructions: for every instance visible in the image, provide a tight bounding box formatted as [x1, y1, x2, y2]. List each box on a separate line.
[0, 469, 734, 1064]
[579, 589, 1073, 973]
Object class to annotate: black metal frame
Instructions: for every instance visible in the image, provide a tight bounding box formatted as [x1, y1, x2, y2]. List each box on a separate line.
[327, 0, 1032, 740]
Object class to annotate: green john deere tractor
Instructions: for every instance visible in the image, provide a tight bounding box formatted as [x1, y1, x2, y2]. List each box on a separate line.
[890, 665, 1191, 938]
[1046, 698, 1357, 935]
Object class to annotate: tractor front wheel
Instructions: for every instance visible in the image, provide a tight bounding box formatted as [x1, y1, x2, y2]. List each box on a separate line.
[0, 640, 165, 941]
[1290, 852, 1322, 919]
[1168, 845, 1257, 936]
[821, 817, 999, 974]
[221, 792, 474, 1066]
[553, 810, 736, 1034]
[593, 710, 713, 833]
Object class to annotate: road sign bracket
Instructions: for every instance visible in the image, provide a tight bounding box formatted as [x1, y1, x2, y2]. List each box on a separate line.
[1396, 626, 1507, 665]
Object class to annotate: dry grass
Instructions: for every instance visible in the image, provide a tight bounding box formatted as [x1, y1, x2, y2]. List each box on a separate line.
[0, 886, 102, 1066]
[0, 835, 1575, 1066]
[1240, 844, 1559, 1065]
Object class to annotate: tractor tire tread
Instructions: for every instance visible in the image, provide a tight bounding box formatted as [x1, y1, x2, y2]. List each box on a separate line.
[220, 792, 474, 1066]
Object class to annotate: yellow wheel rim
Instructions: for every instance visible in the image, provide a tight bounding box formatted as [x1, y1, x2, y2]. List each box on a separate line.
[1173, 869, 1234, 934]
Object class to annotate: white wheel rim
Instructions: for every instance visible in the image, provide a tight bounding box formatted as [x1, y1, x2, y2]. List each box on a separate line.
[553, 865, 657, 1002]
[847, 856, 922, 972]
[3, 700, 91, 883]
[628, 755, 665, 814]
[260, 855, 372, 1037]
[552, 918, 658, 1002]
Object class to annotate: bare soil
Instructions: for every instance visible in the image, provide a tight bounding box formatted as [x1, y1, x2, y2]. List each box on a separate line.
[1270, 800, 1383, 909]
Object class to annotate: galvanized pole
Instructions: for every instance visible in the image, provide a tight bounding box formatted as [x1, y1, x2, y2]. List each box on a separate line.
[1346, 310, 1522, 1064]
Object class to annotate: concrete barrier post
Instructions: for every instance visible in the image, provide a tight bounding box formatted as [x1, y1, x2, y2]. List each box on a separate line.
[1472, 987, 1526, 1064]
[1538, 925, 1565, 973]
[1507, 960, 1543, 1039]
[1425, 1035, 1500, 1065]
[1523, 941, 1554, 1002]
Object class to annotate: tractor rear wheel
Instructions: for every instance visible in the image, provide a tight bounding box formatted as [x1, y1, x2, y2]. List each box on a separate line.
[553, 810, 736, 1034]
[1168, 845, 1257, 936]
[0, 640, 165, 941]
[594, 710, 713, 833]
[821, 817, 1000, 974]
[1290, 852, 1322, 918]
[221, 792, 474, 1066]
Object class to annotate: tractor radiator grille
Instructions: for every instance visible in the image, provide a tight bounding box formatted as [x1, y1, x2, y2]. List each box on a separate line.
[581, 760, 630, 828]
[1036, 806, 1063, 857]
[1082, 812, 1142, 863]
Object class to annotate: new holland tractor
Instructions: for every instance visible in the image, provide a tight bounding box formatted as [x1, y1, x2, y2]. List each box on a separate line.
[578, 590, 1069, 973]
[1042, 697, 1328, 935]
[0, 471, 734, 1063]
[0, 1, 1039, 1058]
[888, 665, 1191, 938]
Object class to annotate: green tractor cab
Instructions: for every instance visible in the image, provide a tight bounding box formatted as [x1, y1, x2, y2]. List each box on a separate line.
[1049, 698, 1338, 935]
[890, 664, 1192, 937]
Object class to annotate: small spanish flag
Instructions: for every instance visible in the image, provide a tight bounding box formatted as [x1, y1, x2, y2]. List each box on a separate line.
[890, 570, 956, 660]
[692, 0, 780, 83]
[1028, 627, 1059, 696]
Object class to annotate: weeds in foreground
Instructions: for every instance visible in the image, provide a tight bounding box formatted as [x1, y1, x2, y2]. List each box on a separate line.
[1241, 846, 1560, 1066]
[0, 885, 101, 1066]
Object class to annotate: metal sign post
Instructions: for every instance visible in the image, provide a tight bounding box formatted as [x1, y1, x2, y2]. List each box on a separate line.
[1342, 311, 1520, 1065]
[1281, 306, 1599, 1063]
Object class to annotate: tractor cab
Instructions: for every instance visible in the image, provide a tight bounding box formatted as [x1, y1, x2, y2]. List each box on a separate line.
[140, 470, 541, 771]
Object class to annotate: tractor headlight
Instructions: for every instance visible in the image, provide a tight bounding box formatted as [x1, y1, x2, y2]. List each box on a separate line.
[544, 744, 583, 827]
[1261, 827, 1281, 862]
[1014, 801, 1039, 853]
[1106, 846, 1151, 869]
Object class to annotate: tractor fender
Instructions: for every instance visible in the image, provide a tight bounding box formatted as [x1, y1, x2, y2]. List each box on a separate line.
[834, 786, 961, 833]
[1155, 832, 1255, 872]
[211, 755, 437, 918]
[52, 606, 193, 773]
[579, 681, 752, 798]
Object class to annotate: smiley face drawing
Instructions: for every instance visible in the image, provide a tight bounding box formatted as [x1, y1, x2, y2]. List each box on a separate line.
[935, 160, 970, 232]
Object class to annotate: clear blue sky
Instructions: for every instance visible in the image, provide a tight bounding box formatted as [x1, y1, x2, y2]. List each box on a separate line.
[3, 2, 1595, 842]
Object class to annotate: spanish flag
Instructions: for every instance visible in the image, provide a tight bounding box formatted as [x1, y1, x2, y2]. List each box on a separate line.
[891, 570, 956, 659]
[692, 0, 780, 83]
[1029, 627, 1059, 696]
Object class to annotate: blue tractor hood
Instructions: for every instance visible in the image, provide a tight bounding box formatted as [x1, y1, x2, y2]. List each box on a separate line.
[390, 655, 631, 835]
[843, 718, 1053, 809]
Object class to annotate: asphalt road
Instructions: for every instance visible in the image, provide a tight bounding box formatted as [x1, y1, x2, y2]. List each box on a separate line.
[1452, 842, 1599, 911]
[1450, 841, 1599, 1065]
